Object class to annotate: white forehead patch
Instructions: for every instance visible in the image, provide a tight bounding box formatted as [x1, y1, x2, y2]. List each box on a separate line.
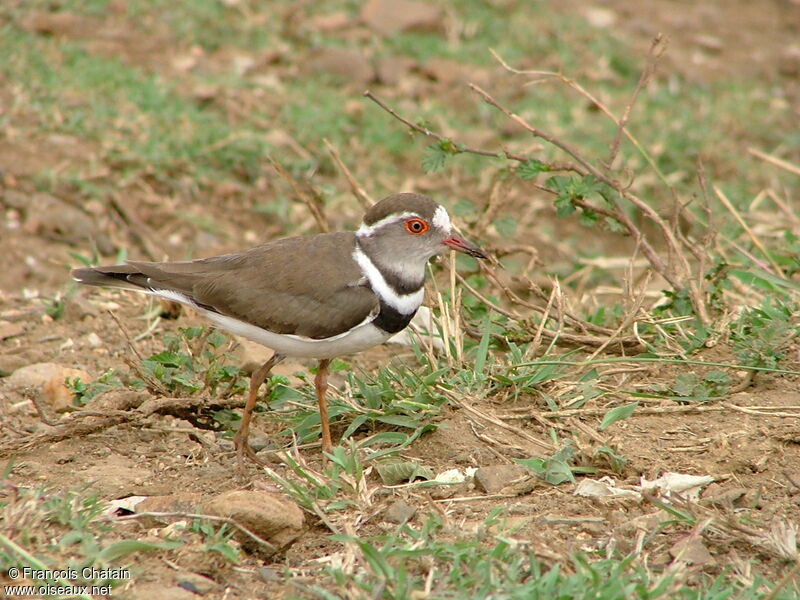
[432, 205, 452, 232]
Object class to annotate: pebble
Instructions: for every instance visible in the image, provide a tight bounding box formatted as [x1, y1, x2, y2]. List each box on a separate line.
[202, 490, 304, 554]
[473, 465, 530, 494]
[84, 332, 103, 348]
[361, 0, 444, 36]
[6, 362, 92, 412]
[383, 500, 416, 524]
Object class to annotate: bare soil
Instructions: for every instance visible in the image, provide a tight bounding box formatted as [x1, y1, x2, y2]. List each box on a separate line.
[2, 2, 799, 598]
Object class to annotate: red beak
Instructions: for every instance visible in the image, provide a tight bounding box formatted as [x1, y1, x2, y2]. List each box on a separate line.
[442, 236, 487, 259]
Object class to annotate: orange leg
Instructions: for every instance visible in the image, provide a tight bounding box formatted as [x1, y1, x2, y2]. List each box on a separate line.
[233, 353, 282, 469]
[315, 358, 333, 454]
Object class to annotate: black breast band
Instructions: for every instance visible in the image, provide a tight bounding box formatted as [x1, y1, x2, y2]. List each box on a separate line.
[372, 300, 416, 334]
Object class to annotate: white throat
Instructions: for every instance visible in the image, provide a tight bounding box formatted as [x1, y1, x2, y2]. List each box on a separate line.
[352, 246, 424, 315]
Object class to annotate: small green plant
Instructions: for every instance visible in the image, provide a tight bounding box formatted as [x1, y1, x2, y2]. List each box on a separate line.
[66, 370, 123, 406]
[188, 519, 240, 564]
[264, 441, 371, 514]
[669, 370, 730, 402]
[134, 327, 247, 397]
[516, 443, 595, 485]
[730, 299, 799, 371]
[43, 295, 66, 320]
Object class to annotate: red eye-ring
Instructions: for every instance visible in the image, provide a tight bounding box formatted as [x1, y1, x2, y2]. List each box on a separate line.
[404, 218, 429, 235]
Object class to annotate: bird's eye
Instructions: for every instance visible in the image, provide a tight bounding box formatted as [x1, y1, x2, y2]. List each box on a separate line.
[404, 218, 429, 235]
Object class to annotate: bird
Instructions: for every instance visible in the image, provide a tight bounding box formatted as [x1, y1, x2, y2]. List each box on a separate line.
[72, 193, 486, 464]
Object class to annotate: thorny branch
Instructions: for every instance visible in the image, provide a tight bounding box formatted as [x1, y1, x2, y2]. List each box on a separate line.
[365, 37, 713, 325]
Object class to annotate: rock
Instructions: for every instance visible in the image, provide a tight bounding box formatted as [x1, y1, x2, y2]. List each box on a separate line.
[669, 536, 715, 566]
[420, 58, 473, 86]
[700, 486, 747, 509]
[20, 11, 86, 36]
[694, 34, 724, 53]
[62, 295, 99, 321]
[473, 465, 530, 494]
[779, 45, 800, 77]
[83, 332, 103, 348]
[362, 0, 444, 36]
[6, 362, 91, 412]
[247, 433, 272, 453]
[0, 320, 24, 340]
[136, 493, 206, 515]
[23, 193, 98, 245]
[582, 7, 617, 28]
[309, 12, 352, 33]
[258, 567, 281, 583]
[176, 573, 219, 595]
[383, 500, 416, 524]
[121, 582, 197, 600]
[0, 354, 29, 377]
[202, 491, 304, 553]
[307, 47, 374, 84]
[375, 56, 416, 86]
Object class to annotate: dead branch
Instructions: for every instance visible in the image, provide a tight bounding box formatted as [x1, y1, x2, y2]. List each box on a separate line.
[267, 156, 330, 233]
[607, 35, 667, 168]
[323, 138, 373, 208]
[363, 90, 580, 173]
[0, 390, 246, 457]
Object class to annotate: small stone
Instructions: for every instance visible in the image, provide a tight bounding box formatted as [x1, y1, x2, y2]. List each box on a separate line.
[84, 332, 103, 348]
[20, 11, 85, 36]
[383, 500, 416, 524]
[375, 56, 416, 86]
[248, 433, 272, 453]
[669, 536, 716, 566]
[62, 295, 99, 321]
[176, 573, 219, 595]
[0, 321, 24, 340]
[202, 491, 304, 554]
[136, 493, 206, 516]
[307, 47, 374, 84]
[309, 12, 352, 33]
[258, 567, 281, 583]
[6, 362, 91, 412]
[582, 7, 617, 28]
[0, 354, 29, 377]
[23, 193, 98, 245]
[362, 0, 444, 36]
[700, 487, 747, 509]
[473, 465, 530, 494]
[694, 34, 724, 53]
[216, 438, 235, 452]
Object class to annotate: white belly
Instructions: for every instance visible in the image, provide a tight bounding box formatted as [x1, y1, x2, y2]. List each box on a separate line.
[201, 309, 392, 359]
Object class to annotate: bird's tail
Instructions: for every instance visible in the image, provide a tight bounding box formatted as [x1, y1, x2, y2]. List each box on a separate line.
[71, 265, 151, 291]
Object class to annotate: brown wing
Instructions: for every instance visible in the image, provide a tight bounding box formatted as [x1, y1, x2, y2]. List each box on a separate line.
[73, 232, 379, 340]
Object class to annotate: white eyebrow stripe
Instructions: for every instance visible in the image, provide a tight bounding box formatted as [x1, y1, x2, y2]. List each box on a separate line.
[356, 212, 419, 237]
[432, 205, 452, 232]
[352, 245, 424, 315]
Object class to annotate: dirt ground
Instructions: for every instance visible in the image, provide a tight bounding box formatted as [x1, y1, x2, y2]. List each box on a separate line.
[2, 1, 800, 598]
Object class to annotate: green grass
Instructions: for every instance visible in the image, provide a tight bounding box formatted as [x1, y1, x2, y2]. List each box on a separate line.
[0, 483, 181, 595]
[314, 512, 798, 600]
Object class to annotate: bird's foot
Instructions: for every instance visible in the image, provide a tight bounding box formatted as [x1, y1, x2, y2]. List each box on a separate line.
[233, 431, 268, 472]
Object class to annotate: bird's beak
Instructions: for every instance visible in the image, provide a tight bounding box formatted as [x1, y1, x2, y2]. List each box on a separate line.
[442, 236, 487, 259]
